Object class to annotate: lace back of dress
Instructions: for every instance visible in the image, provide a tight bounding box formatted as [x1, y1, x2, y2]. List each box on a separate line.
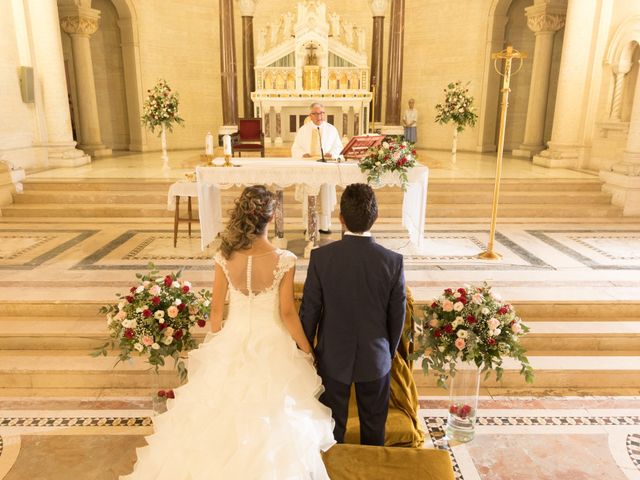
[221, 250, 282, 296]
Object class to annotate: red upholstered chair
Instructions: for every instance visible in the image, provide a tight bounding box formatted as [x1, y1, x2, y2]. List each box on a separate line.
[232, 118, 265, 157]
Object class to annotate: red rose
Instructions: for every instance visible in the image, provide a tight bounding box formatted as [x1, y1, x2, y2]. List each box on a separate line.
[433, 329, 442, 338]
[125, 296, 134, 303]
[143, 309, 152, 318]
[197, 319, 206, 328]
[449, 405, 458, 414]
[487, 338, 496, 346]
[157, 390, 166, 398]
[177, 303, 186, 312]
[159, 322, 167, 330]
[166, 390, 175, 399]
[457, 288, 467, 295]
[430, 302, 438, 309]
[174, 329, 184, 340]
[163, 275, 173, 287]
[152, 296, 161, 305]
[182, 285, 190, 294]
[459, 296, 467, 305]
[444, 288, 453, 295]
[443, 324, 453, 334]
[411, 149, 417, 155]
[124, 328, 134, 339]
[466, 315, 476, 324]
[459, 404, 472, 418]
[130, 286, 137, 293]
[498, 306, 509, 315]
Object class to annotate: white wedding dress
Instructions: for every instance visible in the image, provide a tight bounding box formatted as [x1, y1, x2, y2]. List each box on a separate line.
[123, 249, 335, 479]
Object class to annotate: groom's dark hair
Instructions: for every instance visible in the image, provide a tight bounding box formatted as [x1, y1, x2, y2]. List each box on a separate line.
[340, 183, 378, 233]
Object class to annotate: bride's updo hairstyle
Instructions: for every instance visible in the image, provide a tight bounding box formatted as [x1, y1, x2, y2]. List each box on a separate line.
[219, 185, 276, 259]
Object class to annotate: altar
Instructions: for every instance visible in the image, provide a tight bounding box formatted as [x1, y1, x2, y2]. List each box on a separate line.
[251, 1, 372, 145]
[196, 159, 429, 257]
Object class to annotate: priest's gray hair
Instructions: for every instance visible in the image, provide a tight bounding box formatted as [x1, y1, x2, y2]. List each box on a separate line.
[310, 102, 324, 110]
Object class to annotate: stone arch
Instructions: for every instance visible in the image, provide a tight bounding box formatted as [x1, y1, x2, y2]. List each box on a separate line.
[605, 17, 640, 121]
[105, 0, 146, 151]
[476, 0, 513, 152]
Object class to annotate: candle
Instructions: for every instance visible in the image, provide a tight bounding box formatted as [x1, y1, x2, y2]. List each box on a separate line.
[223, 134, 232, 156]
[205, 132, 214, 155]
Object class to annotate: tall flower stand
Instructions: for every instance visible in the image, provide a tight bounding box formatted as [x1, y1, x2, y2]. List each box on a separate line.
[161, 125, 170, 172]
[445, 361, 480, 443]
[451, 127, 458, 164]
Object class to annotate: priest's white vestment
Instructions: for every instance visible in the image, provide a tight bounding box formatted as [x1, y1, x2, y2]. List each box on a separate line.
[291, 121, 343, 231]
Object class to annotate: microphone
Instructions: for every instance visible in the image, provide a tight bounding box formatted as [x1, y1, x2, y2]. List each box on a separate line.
[316, 126, 326, 163]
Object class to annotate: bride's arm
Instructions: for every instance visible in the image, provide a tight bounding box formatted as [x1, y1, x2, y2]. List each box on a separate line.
[211, 262, 228, 333]
[279, 267, 313, 355]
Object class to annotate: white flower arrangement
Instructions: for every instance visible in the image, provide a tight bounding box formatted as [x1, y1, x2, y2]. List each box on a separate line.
[141, 79, 184, 135]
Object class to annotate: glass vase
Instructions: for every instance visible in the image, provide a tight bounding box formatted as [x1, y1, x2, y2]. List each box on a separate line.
[149, 369, 167, 416]
[445, 360, 480, 443]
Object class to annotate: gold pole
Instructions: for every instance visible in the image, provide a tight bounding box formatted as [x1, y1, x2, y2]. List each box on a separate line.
[478, 45, 527, 260]
[370, 83, 377, 133]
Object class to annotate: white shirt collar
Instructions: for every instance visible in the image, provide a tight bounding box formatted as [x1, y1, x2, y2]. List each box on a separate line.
[344, 231, 372, 237]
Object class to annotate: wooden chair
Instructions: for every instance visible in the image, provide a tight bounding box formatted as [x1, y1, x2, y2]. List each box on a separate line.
[232, 118, 265, 157]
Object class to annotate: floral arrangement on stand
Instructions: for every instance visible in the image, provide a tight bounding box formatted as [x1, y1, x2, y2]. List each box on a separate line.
[358, 138, 417, 190]
[434, 81, 478, 164]
[141, 79, 184, 165]
[410, 283, 533, 442]
[92, 263, 211, 384]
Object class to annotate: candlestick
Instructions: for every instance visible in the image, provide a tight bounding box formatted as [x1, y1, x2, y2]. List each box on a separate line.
[223, 134, 232, 156]
[205, 132, 214, 155]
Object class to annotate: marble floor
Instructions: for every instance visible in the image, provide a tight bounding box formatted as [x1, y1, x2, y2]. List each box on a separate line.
[0, 396, 638, 479]
[1, 149, 640, 478]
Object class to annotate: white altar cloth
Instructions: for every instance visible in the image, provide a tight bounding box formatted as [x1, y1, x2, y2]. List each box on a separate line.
[196, 159, 428, 250]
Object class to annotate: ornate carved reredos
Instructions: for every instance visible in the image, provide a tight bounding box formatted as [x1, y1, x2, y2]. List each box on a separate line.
[526, 13, 565, 34]
[60, 15, 100, 36]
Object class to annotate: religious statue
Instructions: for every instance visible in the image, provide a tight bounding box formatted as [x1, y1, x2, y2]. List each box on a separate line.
[356, 28, 365, 53]
[270, 20, 280, 46]
[257, 27, 266, 52]
[305, 43, 318, 66]
[282, 12, 294, 38]
[342, 21, 354, 48]
[329, 12, 341, 38]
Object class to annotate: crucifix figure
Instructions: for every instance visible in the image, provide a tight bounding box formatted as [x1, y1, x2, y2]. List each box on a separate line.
[305, 44, 318, 66]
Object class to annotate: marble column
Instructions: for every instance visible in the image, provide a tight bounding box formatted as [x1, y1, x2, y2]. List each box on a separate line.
[601, 60, 640, 215]
[220, 0, 239, 126]
[239, 0, 256, 118]
[353, 111, 360, 136]
[26, 0, 89, 166]
[384, 0, 404, 126]
[342, 108, 349, 138]
[369, 0, 388, 124]
[59, 6, 111, 157]
[274, 107, 283, 146]
[609, 64, 631, 121]
[513, 2, 565, 159]
[533, 0, 597, 168]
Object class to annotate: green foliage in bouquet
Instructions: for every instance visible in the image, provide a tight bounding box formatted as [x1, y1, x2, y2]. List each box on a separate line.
[358, 139, 417, 190]
[92, 263, 211, 382]
[141, 79, 184, 134]
[434, 81, 478, 132]
[409, 283, 534, 388]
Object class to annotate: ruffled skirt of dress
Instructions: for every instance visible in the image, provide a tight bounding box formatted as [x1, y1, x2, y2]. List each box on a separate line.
[121, 316, 336, 480]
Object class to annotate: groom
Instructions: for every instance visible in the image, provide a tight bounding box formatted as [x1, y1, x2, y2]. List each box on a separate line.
[300, 183, 406, 446]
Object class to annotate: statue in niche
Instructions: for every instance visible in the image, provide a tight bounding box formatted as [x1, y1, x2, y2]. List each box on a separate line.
[282, 12, 294, 38]
[329, 12, 341, 38]
[270, 20, 280, 45]
[264, 24, 272, 49]
[305, 43, 318, 66]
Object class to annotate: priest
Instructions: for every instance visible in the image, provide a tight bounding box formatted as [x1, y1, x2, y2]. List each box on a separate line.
[291, 102, 343, 234]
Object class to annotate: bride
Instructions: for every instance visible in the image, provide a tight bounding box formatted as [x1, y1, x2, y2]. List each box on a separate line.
[123, 185, 336, 479]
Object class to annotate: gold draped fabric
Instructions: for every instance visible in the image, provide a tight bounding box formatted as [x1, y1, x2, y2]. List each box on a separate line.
[295, 284, 426, 448]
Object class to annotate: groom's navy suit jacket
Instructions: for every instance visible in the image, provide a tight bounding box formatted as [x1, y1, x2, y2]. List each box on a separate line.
[300, 235, 406, 384]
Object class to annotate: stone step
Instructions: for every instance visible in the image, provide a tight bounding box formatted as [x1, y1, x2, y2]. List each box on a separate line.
[413, 355, 640, 390]
[2, 319, 639, 353]
[426, 179, 604, 193]
[0, 354, 638, 392]
[511, 301, 640, 321]
[427, 191, 612, 205]
[428, 203, 623, 218]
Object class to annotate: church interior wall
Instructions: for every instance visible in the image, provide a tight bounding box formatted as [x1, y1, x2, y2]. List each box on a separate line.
[588, 2, 640, 172]
[0, 0, 48, 171]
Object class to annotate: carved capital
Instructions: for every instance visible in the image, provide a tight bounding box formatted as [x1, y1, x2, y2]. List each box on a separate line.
[237, 0, 256, 17]
[60, 15, 99, 36]
[369, 0, 389, 17]
[526, 13, 565, 33]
